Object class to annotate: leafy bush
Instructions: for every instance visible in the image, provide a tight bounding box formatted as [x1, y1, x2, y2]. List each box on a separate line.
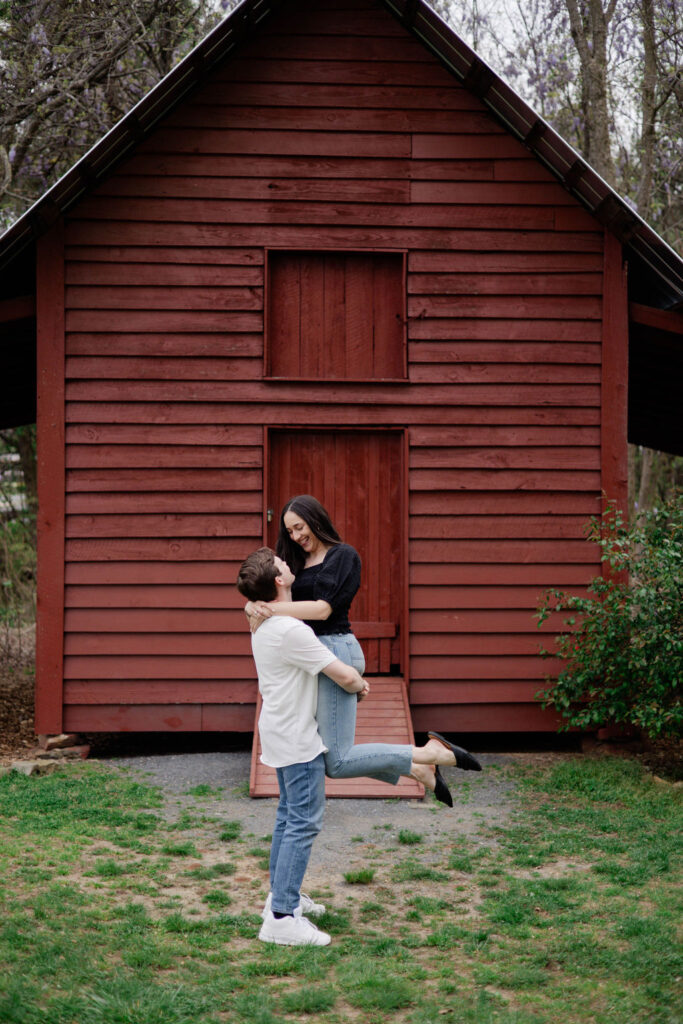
[536, 495, 682, 738]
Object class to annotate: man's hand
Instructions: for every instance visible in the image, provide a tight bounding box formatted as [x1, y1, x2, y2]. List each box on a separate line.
[356, 679, 370, 702]
[323, 658, 368, 696]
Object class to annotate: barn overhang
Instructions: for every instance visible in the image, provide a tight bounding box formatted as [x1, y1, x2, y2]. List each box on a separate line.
[0, 0, 681, 451]
[0, 247, 36, 428]
[629, 304, 683, 456]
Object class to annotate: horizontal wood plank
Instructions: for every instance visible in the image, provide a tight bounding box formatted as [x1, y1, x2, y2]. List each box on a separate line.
[65, 262, 262, 286]
[64, 221, 605, 252]
[410, 703, 561, 732]
[410, 491, 601, 513]
[409, 681, 551, 703]
[408, 271, 602, 294]
[164, 106, 503, 135]
[408, 319, 602, 341]
[73, 196, 560, 231]
[410, 585, 589, 609]
[410, 426, 600, 446]
[410, 514, 590, 539]
[410, 655, 559, 679]
[67, 334, 261, 357]
[66, 356, 264, 380]
[410, 343, 600, 364]
[410, 634, 550, 655]
[64, 680, 256, 703]
[410, 469, 601, 490]
[66, 425, 260, 445]
[66, 491, 261, 514]
[408, 251, 603, 272]
[191, 81, 478, 110]
[66, 538, 258, 561]
[66, 310, 262, 333]
[66, 245, 264, 265]
[63, 703, 256, 732]
[411, 609, 560, 633]
[63, 655, 257, 678]
[64, 610, 247, 634]
[215, 57, 457, 87]
[408, 366, 601, 385]
[65, 562, 244, 584]
[65, 381, 601, 405]
[66, 402, 601, 426]
[96, 175, 410, 204]
[410, 564, 596, 585]
[66, 584, 245, 608]
[66, 468, 262, 492]
[117, 153, 494, 181]
[66, 445, 262, 469]
[408, 294, 601, 319]
[409, 447, 600, 469]
[409, 538, 598, 562]
[64, 633, 252, 655]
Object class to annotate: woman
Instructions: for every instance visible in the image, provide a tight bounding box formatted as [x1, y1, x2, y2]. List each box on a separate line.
[245, 495, 481, 803]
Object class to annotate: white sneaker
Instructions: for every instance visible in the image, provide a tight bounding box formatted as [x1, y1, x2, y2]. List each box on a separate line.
[261, 891, 326, 920]
[258, 911, 331, 946]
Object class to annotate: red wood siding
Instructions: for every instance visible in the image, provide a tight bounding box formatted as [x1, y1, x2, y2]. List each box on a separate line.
[48, 0, 611, 733]
[266, 250, 405, 379]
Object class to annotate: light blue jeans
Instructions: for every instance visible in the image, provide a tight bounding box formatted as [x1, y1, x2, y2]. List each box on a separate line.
[316, 633, 412, 785]
[270, 753, 326, 916]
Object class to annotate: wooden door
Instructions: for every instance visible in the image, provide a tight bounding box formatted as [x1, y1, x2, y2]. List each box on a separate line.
[268, 430, 403, 674]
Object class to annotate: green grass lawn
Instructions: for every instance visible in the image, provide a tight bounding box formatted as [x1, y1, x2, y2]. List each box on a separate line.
[0, 755, 680, 1024]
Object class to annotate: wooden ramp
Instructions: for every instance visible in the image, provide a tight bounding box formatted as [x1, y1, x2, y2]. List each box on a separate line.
[250, 676, 424, 799]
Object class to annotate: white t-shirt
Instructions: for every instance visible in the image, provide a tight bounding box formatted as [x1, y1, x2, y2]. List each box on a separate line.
[251, 616, 336, 768]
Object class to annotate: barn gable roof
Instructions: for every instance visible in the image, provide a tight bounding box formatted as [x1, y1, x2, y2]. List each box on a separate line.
[0, 0, 681, 448]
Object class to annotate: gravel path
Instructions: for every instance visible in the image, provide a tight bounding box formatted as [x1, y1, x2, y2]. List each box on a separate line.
[104, 747, 518, 885]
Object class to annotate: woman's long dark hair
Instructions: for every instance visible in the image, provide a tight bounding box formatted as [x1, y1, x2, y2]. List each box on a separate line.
[276, 494, 342, 575]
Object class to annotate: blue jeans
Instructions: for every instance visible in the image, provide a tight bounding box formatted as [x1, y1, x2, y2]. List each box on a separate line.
[270, 753, 326, 916]
[316, 633, 412, 785]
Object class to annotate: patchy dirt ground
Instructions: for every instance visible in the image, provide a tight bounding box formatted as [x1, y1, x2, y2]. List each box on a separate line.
[105, 747, 517, 882]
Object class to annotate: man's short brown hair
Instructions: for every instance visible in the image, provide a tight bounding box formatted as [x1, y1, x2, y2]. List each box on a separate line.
[236, 546, 279, 602]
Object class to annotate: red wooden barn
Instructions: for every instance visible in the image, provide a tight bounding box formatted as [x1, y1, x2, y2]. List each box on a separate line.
[1, 0, 682, 757]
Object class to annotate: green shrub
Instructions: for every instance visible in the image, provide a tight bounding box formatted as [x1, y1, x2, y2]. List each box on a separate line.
[536, 496, 682, 738]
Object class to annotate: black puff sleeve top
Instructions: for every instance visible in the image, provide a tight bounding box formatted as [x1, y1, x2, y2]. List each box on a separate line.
[290, 543, 361, 636]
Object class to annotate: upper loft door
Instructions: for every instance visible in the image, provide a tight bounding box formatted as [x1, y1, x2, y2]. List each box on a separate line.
[267, 430, 404, 675]
[265, 250, 406, 381]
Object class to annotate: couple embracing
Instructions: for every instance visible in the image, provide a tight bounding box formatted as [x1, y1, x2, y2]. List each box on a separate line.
[237, 495, 481, 947]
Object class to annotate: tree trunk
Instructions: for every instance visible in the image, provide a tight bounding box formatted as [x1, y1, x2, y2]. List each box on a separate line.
[636, 0, 657, 214]
[637, 447, 658, 519]
[564, 0, 617, 184]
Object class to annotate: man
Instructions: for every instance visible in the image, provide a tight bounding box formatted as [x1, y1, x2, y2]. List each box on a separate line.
[236, 546, 368, 947]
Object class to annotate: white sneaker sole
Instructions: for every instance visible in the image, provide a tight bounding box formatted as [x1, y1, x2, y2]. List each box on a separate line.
[258, 925, 331, 947]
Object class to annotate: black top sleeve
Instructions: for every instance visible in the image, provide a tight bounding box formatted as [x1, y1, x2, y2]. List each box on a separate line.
[313, 544, 361, 610]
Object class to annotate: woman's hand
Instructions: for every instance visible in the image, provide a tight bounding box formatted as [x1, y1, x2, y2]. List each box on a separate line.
[246, 600, 274, 619]
[244, 601, 273, 634]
